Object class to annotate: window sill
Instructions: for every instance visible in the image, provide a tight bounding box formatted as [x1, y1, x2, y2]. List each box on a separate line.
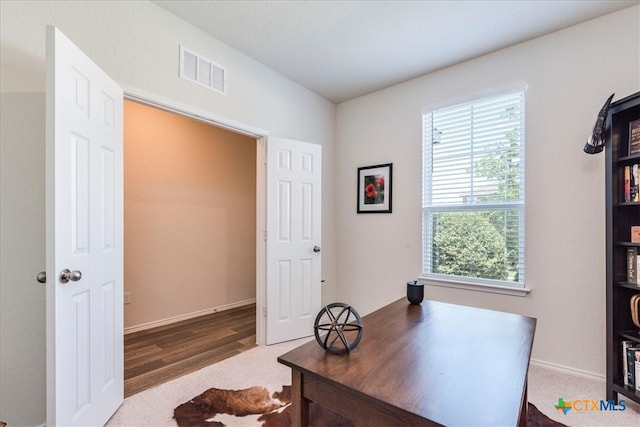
[417, 276, 531, 297]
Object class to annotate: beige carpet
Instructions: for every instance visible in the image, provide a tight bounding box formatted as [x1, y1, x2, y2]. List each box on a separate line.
[107, 338, 640, 426]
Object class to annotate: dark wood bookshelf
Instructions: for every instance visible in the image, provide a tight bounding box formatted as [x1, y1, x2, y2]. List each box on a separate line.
[612, 381, 640, 402]
[618, 282, 640, 291]
[605, 91, 640, 404]
[619, 330, 640, 342]
[618, 154, 640, 163]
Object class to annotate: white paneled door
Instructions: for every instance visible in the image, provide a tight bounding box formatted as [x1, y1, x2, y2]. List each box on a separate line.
[266, 138, 322, 344]
[45, 26, 124, 426]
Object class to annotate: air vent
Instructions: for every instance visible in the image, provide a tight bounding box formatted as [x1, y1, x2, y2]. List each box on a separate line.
[179, 45, 227, 95]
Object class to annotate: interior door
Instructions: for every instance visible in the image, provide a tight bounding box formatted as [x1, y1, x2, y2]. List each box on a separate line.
[45, 26, 124, 426]
[266, 137, 322, 344]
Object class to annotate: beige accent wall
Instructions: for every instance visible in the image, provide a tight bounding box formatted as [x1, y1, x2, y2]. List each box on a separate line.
[124, 100, 256, 329]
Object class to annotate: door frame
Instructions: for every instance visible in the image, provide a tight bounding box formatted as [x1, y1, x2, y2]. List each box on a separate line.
[121, 84, 270, 345]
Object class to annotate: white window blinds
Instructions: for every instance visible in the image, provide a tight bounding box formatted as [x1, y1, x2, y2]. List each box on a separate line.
[422, 89, 525, 286]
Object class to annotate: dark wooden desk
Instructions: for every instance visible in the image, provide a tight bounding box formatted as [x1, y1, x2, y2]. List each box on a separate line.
[278, 298, 536, 426]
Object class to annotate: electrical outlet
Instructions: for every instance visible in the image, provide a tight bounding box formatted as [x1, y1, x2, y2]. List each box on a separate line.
[124, 292, 131, 304]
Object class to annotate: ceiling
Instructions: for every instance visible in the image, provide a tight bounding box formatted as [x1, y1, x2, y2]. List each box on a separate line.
[153, 0, 639, 104]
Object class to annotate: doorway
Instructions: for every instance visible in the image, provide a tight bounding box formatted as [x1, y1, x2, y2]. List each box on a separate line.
[122, 98, 261, 395]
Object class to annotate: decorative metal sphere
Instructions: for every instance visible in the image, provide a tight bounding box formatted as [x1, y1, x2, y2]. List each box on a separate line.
[313, 303, 364, 354]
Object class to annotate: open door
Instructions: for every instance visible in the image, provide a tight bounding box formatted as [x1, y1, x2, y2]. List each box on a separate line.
[46, 26, 124, 426]
[266, 137, 322, 344]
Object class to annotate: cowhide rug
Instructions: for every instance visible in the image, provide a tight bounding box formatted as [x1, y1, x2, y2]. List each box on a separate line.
[174, 385, 567, 427]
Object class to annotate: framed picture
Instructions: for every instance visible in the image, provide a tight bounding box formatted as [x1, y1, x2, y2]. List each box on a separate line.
[357, 163, 392, 213]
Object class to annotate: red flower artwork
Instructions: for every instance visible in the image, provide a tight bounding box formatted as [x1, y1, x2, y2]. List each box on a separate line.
[363, 174, 384, 205]
[365, 183, 378, 198]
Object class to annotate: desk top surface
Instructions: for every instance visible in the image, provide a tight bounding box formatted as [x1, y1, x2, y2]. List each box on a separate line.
[278, 298, 536, 426]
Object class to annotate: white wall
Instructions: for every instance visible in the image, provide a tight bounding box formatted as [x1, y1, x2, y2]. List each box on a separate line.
[0, 1, 336, 425]
[0, 93, 47, 427]
[335, 6, 640, 377]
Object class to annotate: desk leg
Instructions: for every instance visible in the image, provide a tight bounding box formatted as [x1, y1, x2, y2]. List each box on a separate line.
[518, 380, 528, 427]
[291, 369, 310, 427]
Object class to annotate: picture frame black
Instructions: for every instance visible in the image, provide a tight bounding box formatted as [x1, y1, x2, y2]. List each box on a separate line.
[357, 163, 392, 213]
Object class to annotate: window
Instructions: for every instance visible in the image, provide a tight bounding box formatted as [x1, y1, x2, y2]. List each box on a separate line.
[422, 89, 525, 288]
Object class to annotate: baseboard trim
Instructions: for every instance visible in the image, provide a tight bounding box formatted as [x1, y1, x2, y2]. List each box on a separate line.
[530, 358, 605, 382]
[124, 298, 256, 335]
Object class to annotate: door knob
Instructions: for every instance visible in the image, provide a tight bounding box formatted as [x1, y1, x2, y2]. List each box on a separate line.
[313, 246, 321, 253]
[60, 269, 82, 283]
[37, 271, 46, 284]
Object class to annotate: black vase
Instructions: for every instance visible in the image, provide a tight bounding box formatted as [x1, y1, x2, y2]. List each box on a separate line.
[406, 281, 424, 305]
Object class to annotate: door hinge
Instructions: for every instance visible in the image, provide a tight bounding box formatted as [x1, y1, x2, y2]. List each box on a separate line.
[263, 230, 267, 241]
[262, 306, 267, 317]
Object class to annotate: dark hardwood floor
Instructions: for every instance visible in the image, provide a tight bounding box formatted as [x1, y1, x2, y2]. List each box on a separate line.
[124, 304, 257, 397]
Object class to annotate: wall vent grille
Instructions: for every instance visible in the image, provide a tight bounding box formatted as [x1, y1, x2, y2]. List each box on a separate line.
[179, 45, 227, 95]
